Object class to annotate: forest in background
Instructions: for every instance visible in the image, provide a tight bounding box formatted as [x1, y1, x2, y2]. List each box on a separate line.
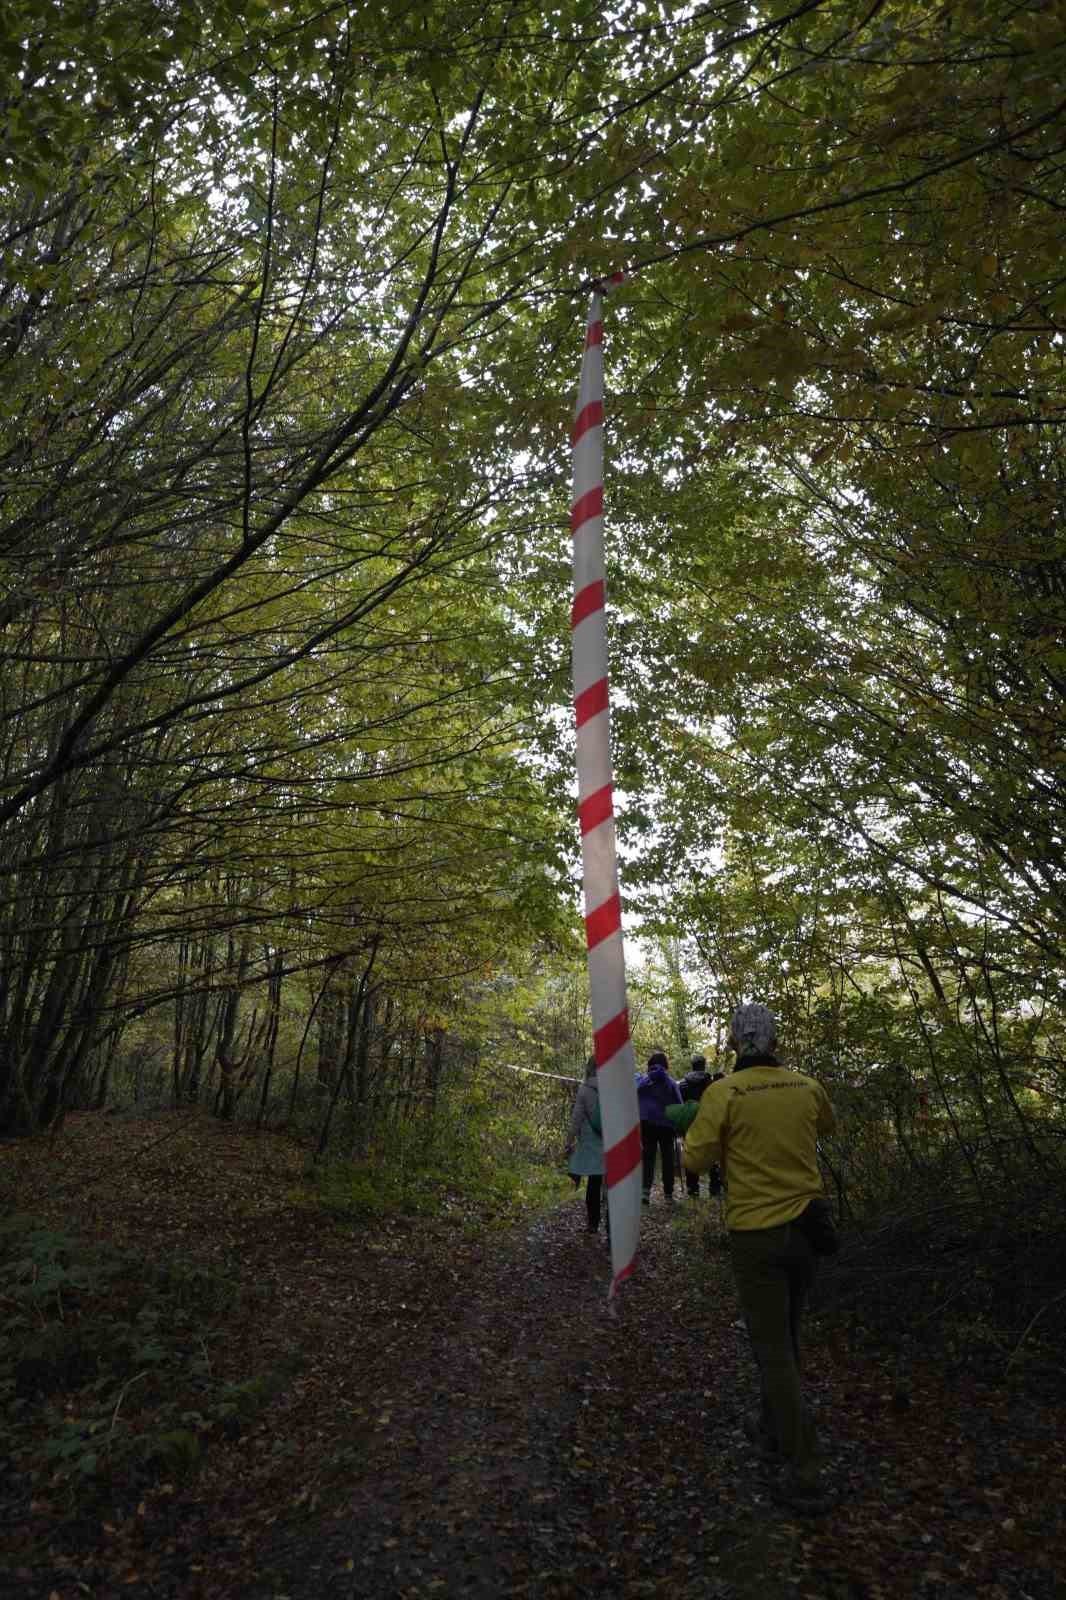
[1, 0, 1064, 1360]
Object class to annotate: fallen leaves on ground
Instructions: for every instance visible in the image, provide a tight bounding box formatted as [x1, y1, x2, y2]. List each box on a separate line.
[2, 1111, 1064, 1599]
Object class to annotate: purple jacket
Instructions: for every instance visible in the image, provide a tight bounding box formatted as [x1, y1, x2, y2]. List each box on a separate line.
[637, 1063, 682, 1127]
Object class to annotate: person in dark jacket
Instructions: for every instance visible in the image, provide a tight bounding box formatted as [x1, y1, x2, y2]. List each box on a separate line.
[678, 1053, 723, 1200]
[637, 1050, 683, 1204]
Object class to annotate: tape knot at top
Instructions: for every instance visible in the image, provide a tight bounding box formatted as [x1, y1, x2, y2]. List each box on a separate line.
[582, 270, 628, 295]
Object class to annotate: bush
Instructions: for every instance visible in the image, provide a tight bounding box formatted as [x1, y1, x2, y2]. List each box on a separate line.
[809, 1125, 1066, 1386]
[291, 1089, 571, 1226]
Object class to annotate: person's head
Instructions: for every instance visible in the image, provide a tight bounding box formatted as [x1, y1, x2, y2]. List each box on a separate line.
[728, 1002, 778, 1061]
[584, 1055, 598, 1081]
[691, 1053, 707, 1073]
[647, 1050, 669, 1073]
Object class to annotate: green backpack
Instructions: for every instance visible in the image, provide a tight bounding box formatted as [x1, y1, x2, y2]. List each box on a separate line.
[665, 1101, 699, 1135]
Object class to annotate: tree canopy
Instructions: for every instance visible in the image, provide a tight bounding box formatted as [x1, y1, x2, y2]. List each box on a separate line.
[1, 0, 1064, 1160]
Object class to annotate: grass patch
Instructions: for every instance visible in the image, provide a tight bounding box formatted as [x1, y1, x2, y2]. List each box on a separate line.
[289, 1098, 573, 1228]
[292, 1146, 571, 1228]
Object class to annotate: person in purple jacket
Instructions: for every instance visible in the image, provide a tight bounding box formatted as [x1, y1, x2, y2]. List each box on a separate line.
[637, 1050, 683, 1205]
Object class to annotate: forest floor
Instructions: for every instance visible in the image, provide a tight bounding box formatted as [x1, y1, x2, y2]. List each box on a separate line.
[2, 1110, 1064, 1600]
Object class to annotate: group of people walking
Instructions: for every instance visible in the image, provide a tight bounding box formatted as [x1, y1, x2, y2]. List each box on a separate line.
[635, 1048, 724, 1204]
[564, 1002, 837, 1513]
[566, 1046, 724, 1218]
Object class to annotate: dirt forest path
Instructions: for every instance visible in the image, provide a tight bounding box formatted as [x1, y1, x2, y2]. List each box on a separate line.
[4, 1117, 1065, 1600]
[244, 1202, 1066, 1600]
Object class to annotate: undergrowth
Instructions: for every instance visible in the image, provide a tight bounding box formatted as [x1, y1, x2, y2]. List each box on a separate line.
[815, 1134, 1066, 1392]
[291, 1098, 572, 1226]
[293, 1140, 570, 1227]
[0, 1213, 285, 1510]
[678, 1130, 1066, 1395]
[0, 1101, 570, 1525]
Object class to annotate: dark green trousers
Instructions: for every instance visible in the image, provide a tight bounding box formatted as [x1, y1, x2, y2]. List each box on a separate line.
[729, 1220, 818, 1477]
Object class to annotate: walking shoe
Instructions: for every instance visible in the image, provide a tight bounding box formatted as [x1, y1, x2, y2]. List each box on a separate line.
[742, 1412, 779, 1459]
[771, 1467, 830, 1515]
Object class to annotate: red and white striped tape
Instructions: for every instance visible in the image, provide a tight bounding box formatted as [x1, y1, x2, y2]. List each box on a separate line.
[570, 278, 641, 1295]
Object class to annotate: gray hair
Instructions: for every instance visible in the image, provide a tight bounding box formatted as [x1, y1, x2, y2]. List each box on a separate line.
[730, 1002, 777, 1058]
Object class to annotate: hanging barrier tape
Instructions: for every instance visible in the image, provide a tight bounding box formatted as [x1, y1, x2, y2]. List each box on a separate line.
[569, 275, 641, 1297]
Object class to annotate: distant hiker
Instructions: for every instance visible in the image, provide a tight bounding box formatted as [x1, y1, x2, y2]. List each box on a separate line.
[678, 1052, 723, 1201]
[683, 1003, 837, 1512]
[637, 1050, 683, 1205]
[565, 1057, 609, 1238]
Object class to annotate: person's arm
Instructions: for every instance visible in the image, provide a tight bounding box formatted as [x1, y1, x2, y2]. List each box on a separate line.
[567, 1086, 587, 1147]
[682, 1090, 723, 1174]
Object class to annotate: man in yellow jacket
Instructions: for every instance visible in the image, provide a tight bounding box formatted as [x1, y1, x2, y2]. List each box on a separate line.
[683, 1002, 836, 1510]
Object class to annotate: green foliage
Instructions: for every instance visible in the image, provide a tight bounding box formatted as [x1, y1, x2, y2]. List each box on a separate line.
[0, 1211, 265, 1499]
[0, 0, 1064, 1373]
[295, 1085, 571, 1228]
[0, 1214, 116, 1319]
[813, 1123, 1066, 1385]
[0, 0, 584, 1136]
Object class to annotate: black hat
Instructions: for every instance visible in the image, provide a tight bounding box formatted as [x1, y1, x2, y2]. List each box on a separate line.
[691, 1054, 707, 1071]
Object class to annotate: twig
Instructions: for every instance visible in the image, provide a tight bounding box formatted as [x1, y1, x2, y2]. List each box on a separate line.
[1005, 1286, 1066, 1375]
[109, 1370, 149, 1448]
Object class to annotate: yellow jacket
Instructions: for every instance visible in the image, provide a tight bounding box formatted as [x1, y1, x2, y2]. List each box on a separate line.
[682, 1061, 835, 1230]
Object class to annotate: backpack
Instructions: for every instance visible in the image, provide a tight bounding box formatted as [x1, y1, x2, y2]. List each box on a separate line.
[794, 1196, 839, 1256]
